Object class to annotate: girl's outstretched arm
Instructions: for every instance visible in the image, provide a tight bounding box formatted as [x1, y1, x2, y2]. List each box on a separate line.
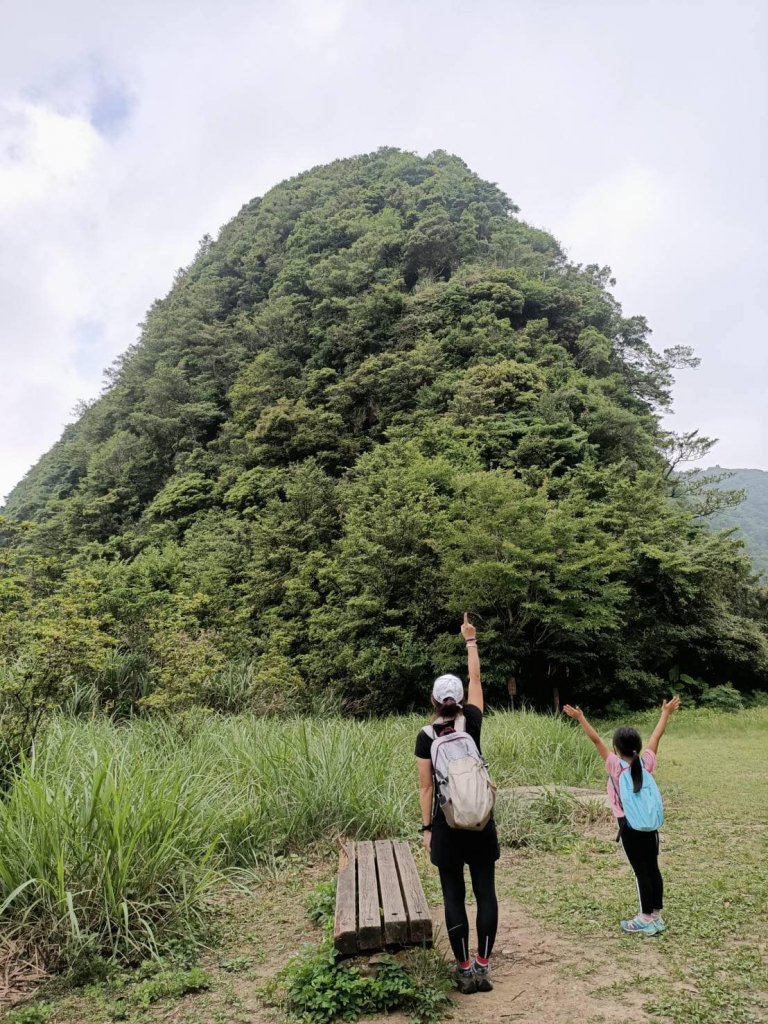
[646, 696, 681, 754]
[461, 612, 483, 713]
[562, 704, 610, 761]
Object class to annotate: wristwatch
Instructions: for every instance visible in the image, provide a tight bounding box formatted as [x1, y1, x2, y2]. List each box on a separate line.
[419, 824, 432, 832]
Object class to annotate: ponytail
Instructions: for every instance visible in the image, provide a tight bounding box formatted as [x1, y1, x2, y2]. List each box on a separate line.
[431, 699, 462, 724]
[612, 726, 644, 792]
[629, 751, 643, 793]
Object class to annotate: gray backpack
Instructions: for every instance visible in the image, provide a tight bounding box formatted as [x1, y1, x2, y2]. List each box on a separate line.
[422, 715, 496, 831]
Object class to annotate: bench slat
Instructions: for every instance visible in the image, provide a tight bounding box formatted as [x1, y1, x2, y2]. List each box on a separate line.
[356, 840, 382, 951]
[392, 841, 432, 944]
[334, 842, 357, 955]
[374, 840, 409, 945]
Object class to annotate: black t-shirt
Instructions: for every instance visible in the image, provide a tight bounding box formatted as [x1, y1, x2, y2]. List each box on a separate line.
[414, 704, 483, 761]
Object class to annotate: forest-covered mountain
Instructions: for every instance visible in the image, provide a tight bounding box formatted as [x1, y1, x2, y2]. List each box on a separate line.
[710, 468, 768, 577]
[2, 148, 767, 719]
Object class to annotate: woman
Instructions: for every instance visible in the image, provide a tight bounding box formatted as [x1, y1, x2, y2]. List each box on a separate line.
[415, 613, 499, 995]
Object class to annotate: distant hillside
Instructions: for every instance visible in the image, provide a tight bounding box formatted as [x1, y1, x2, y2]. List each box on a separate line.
[710, 467, 768, 577]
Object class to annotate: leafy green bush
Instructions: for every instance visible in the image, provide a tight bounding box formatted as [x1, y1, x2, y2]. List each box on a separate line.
[3, 1005, 53, 1024]
[305, 880, 337, 928]
[265, 880, 451, 1024]
[603, 699, 633, 719]
[274, 946, 450, 1024]
[678, 673, 708, 701]
[699, 685, 745, 712]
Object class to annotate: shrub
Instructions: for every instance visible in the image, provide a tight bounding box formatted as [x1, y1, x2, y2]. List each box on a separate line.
[263, 881, 452, 1024]
[699, 685, 744, 712]
[678, 673, 708, 700]
[4, 1005, 53, 1024]
[306, 880, 337, 927]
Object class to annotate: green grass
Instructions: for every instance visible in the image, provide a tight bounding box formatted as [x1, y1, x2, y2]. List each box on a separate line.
[2, 706, 767, 1024]
[0, 708, 596, 965]
[501, 707, 768, 1023]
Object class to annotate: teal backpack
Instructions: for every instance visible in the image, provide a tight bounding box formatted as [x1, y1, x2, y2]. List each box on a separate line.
[614, 759, 664, 831]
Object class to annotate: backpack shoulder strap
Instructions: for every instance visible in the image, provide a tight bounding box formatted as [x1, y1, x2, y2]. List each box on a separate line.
[610, 764, 627, 805]
[422, 725, 436, 740]
[454, 713, 466, 732]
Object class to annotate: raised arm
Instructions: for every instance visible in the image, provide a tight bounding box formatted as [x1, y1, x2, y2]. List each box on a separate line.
[646, 696, 681, 754]
[562, 704, 610, 761]
[461, 612, 483, 712]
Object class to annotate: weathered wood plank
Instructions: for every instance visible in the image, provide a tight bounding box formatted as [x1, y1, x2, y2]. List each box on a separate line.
[392, 841, 432, 944]
[334, 842, 357, 955]
[374, 840, 409, 945]
[356, 840, 382, 951]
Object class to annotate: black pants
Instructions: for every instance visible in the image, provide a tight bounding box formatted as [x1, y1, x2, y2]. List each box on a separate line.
[619, 823, 663, 915]
[438, 860, 498, 963]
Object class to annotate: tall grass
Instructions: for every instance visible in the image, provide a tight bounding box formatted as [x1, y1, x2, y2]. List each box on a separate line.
[0, 707, 606, 964]
[0, 721, 221, 963]
[485, 709, 602, 787]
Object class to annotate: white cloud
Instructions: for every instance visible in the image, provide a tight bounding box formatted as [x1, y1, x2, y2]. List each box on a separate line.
[0, 100, 102, 211]
[0, 0, 766, 502]
[559, 167, 671, 265]
[289, 0, 350, 42]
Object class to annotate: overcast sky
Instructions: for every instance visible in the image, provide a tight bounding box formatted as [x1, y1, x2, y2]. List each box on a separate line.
[1, 0, 766, 501]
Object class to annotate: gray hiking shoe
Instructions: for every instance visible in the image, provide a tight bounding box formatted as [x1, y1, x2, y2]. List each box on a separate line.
[472, 962, 493, 992]
[454, 966, 478, 994]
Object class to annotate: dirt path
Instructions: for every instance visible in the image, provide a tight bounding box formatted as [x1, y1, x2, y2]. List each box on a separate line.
[436, 899, 659, 1023]
[36, 864, 666, 1024]
[359, 898, 662, 1024]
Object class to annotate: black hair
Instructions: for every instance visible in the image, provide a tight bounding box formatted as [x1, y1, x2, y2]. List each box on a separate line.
[612, 726, 643, 793]
[430, 698, 462, 723]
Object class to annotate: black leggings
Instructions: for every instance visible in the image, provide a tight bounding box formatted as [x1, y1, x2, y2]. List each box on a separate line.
[620, 825, 663, 915]
[438, 860, 498, 963]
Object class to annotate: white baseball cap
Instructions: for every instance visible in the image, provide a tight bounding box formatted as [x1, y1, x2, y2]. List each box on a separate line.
[432, 674, 464, 705]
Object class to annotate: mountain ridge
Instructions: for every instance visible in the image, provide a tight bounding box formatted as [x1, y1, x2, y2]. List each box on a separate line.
[707, 466, 768, 577]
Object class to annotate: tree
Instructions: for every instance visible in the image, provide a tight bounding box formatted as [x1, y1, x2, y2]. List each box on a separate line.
[1, 148, 765, 715]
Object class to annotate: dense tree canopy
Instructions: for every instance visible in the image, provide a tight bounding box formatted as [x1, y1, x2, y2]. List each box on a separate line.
[2, 148, 766, 719]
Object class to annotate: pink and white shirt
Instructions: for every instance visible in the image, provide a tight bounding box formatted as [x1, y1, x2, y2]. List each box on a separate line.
[605, 750, 657, 819]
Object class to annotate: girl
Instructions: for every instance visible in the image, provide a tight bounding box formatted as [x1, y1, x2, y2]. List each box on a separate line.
[563, 697, 681, 935]
[415, 614, 499, 995]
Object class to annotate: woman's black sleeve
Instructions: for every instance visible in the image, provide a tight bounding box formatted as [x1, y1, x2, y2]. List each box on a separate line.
[415, 731, 432, 759]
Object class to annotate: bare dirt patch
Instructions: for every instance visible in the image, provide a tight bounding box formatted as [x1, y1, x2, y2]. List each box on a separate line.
[437, 899, 663, 1024]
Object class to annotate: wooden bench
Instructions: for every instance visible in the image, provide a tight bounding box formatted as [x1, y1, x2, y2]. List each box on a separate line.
[334, 840, 433, 955]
